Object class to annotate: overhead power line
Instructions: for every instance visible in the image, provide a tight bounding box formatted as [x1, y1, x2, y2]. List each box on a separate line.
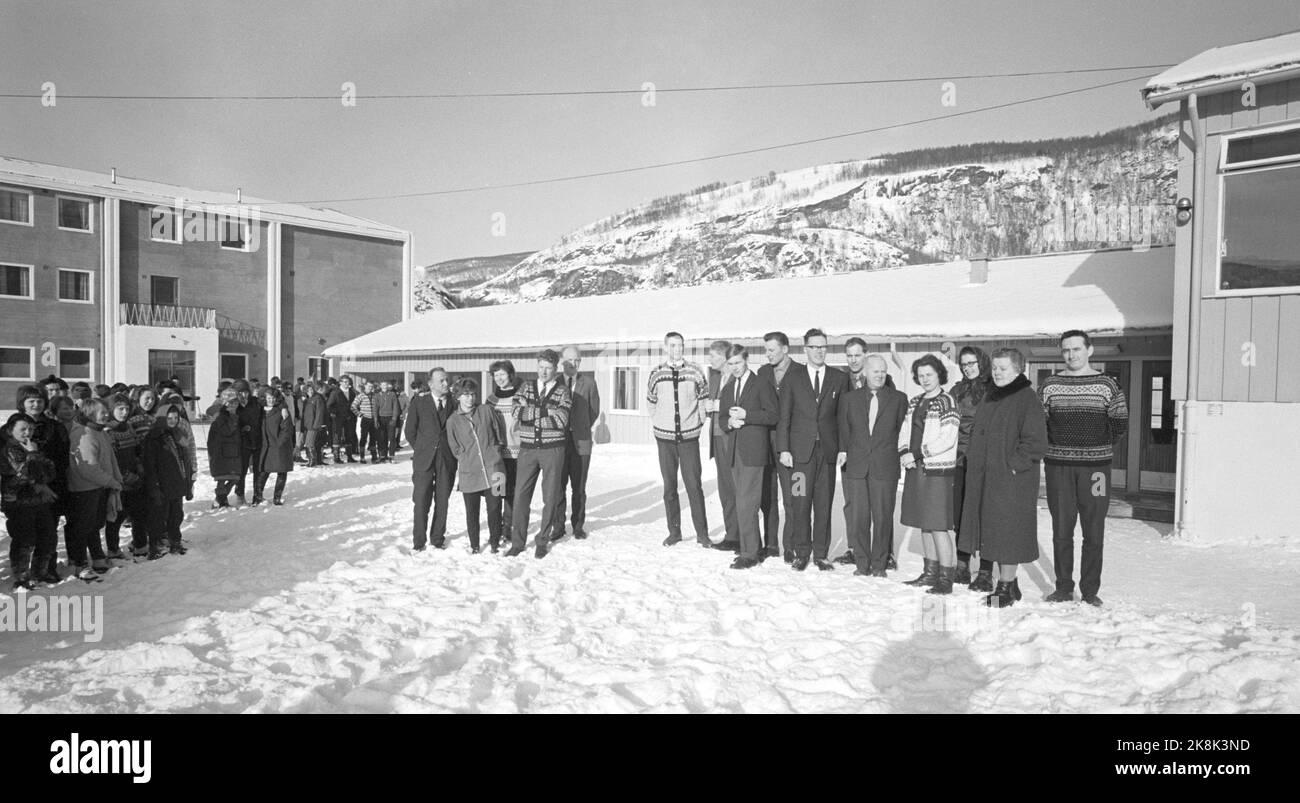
[273, 74, 1149, 205]
[0, 64, 1170, 101]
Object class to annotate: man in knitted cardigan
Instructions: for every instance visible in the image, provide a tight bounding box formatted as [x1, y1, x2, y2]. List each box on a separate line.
[647, 331, 711, 547]
[509, 350, 572, 559]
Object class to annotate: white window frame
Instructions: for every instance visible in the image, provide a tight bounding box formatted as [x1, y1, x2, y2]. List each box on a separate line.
[219, 218, 253, 252]
[0, 262, 35, 300]
[150, 207, 182, 244]
[55, 195, 94, 233]
[219, 352, 249, 381]
[57, 347, 95, 381]
[1215, 120, 1300, 297]
[0, 345, 36, 381]
[0, 187, 34, 227]
[56, 268, 95, 304]
[608, 364, 643, 415]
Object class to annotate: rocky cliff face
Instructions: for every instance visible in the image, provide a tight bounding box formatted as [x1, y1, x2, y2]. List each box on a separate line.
[422, 117, 1178, 309]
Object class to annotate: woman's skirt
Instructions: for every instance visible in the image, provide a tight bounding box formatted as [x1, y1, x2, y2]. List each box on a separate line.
[901, 468, 954, 531]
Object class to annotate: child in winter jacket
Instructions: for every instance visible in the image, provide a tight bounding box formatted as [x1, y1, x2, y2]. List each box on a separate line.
[446, 379, 506, 553]
[66, 398, 124, 580]
[141, 406, 194, 557]
[371, 380, 401, 462]
[2, 413, 60, 589]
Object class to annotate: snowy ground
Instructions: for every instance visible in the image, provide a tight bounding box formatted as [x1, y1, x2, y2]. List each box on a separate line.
[1, 444, 1297, 713]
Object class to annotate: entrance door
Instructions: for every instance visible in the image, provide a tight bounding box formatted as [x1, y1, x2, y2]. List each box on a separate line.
[1139, 360, 1177, 492]
[149, 349, 195, 414]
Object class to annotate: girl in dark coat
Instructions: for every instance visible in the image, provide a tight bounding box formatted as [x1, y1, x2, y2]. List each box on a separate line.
[142, 406, 194, 556]
[104, 394, 149, 559]
[254, 387, 295, 505]
[2, 413, 59, 589]
[958, 348, 1049, 608]
[207, 388, 243, 507]
[300, 382, 330, 467]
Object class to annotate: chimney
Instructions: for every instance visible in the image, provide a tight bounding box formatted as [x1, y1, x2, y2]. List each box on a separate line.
[969, 255, 989, 285]
[110, 167, 117, 184]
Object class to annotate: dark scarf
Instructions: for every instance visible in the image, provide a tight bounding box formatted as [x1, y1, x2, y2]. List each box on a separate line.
[492, 384, 518, 400]
[987, 373, 1031, 402]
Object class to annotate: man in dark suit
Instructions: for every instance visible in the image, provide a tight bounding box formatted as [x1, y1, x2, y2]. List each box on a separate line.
[757, 331, 795, 561]
[836, 354, 908, 576]
[719, 344, 779, 569]
[404, 368, 457, 551]
[553, 346, 601, 540]
[705, 340, 739, 552]
[776, 328, 848, 571]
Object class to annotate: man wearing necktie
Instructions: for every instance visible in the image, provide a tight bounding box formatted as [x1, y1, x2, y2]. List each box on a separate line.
[776, 328, 848, 571]
[719, 344, 779, 569]
[836, 354, 908, 576]
[552, 346, 601, 540]
[405, 368, 458, 551]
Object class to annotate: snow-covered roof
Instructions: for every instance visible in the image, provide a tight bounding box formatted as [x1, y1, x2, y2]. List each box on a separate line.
[0, 154, 408, 240]
[1143, 30, 1300, 109]
[326, 246, 1173, 357]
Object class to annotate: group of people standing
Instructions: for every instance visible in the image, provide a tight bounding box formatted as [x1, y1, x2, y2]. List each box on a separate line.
[647, 328, 1127, 608]
[2, 375, 196, 586]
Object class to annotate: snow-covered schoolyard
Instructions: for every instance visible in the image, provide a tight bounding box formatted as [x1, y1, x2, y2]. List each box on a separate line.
[1, 444, 1297, 713]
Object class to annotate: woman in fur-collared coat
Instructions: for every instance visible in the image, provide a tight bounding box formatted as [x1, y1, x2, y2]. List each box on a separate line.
[958, 347, 1048, 608]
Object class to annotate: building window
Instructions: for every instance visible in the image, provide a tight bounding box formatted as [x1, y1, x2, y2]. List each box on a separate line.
[57, 269, 93, 303]
[220, 219, 251, 251]
[148, 350, 195, 401]
[1219, 123, 1300, 294]
[150, 207, 181, 243]
[612, 366, 641, 412]
[0, 188, 33, 225]
[58, 348, 93, 380]
[0, 346, 34, 380]
[220, 353, 249, 381]
[308, 357, 330, 382]
[151, 275, 178, 306]
[56, 196, 93, 232]
[0, 264, 33, 299]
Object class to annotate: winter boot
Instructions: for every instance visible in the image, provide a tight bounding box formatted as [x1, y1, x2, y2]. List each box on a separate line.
[927, 564, 956, 595]
[169, 539, 188, 555]
[969, 569, 994, 592]
[273, 494, 284, 506]
[91, 558, 110, 575]
[903, 558, 940, 587]
[953, 559, 971, 585]
[985, 581, 1016, 608]
[1012, 577, 1022, 602]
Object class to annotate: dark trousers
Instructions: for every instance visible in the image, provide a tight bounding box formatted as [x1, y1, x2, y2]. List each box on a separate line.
[656, 437, 708, 541]
[731, 462, 766, 560]
[373, 418, 392, 460]
[789, 442, 837, 560]
[412, 456, 456, 549]
[105, 489, 149, 553]
[331, 415, 352, 455]
[761, 462, 793, 555]
[499, 457, 517, 540]
[713, 434, 739, 544]
[344, 414, 359, 455]
[254, 471, 288, 501]
[358, 418, 376, 458]
[234, 447, 257, 496]
[512, 447, 565, 550]
[553, 436, 591, 535]
[463, 489, 503, 551]
[1047, 462, 1109, 597]
[66, 487, 108, 566]
[845, 474, 898, 573]
[389, 416, 403, 454]
[4, 504, 57, 580]
[150, 497, 184, 550]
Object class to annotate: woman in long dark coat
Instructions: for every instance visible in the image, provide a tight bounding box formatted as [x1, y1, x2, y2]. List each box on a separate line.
[958, 347, 1048, 608]
[207, 388, 243, 507]
[254, 387, 295, 505]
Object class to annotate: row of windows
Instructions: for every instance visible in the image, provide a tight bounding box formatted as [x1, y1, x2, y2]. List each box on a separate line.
[0, 189, 93, 232]
[0, 346, 93, 381]
[0, 264, 93, 302]
[0, 188, 252, 251]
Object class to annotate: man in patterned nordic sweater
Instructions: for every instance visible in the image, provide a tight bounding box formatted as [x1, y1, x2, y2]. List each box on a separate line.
[647, 331, 711, 548]
[1039, 329, 1129, 607]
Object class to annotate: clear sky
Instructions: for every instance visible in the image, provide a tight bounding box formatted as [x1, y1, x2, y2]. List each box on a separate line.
[2, 0, 1297, 265]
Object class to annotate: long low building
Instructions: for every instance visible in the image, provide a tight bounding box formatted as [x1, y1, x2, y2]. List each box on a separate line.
[327, 245, 1176, 497]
